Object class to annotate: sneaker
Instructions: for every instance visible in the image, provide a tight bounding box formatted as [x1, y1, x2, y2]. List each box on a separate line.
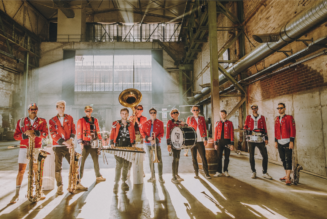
[10, 194, 19, 204]
[224, 171, 230, 177]
[171, 178, 180, 184]
[194, 175, 200, 179]
[121, 182, 129, 191]
[96, 176, 106, 182]
[263, 173, 272, 180]
[251, 172, 256, 179]
[147, 177, 156, 183]
[40, 192, 46, 200]
[213, 172, 223, 177]
[205, 174, 211, 179]
[159, 177, 165, 184]
[76, 183, 88, 191]
[57, 185, 64, 195]
[176, 175, 184, 181]
[113, 183, 119, 194]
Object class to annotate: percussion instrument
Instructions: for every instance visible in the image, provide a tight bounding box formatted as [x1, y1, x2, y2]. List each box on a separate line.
[246, 129, 265, 143]
[101, 146, 145, 164]
[170, 126, 196, 150]
[90, 139, 102, 148]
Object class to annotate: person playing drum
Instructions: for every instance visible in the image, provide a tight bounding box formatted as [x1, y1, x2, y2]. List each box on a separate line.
[167, 108, 186, 184]
[244, 104, 272, 179]
[77, 105, 106, 184]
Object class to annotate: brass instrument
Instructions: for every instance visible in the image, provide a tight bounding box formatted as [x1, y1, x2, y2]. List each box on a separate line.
[118, 88, 142, 143]
[68, 143, 82, 194]
[27, 137, 49, 202]
[152, 133, 159, 163]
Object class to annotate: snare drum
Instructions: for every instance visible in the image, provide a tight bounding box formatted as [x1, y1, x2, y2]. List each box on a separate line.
[170, 126, 196, 150]
[90, 139, 102, 149]
[246, 131, 265, 143]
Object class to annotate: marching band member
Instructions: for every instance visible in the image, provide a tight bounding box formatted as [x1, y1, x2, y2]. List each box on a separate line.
[77, 105, 106, 184]
[275, 103, 296, 186]
[10, 103, 48, 203]
[187, 105, 211, 179]
[140, 108, 165, 183]
[49, 100, 87, 195]
[244, 104, 272, 179]
[167, 108, 185, 184]
[110, 108, 136, 193]
[214, 110, 234, 177]
[129, 104, 147, 137]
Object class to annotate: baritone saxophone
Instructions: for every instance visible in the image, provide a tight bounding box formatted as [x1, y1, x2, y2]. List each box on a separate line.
[27, 136, 50, 202]
[68, 142, 82, 193]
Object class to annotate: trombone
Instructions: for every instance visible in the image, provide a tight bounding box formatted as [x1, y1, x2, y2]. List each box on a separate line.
[152, 133, 159, 163]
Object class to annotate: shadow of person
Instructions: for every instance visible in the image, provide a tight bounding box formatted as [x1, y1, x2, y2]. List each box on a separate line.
[41, 182, 97, 219]
[174, 183, 217, 218]
[156, 182, 178, 219]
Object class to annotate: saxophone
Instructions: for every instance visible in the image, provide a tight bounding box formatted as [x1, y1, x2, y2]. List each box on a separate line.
[68, 143, 82, 193]
[27, 137, 49, 202]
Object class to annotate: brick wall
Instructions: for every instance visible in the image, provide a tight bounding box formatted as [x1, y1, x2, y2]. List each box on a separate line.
[259, 64, 324, 100]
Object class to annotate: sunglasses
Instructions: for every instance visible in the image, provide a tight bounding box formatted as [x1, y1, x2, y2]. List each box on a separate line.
[251, 107, 257, 110]
[150, 112, 156, 115]
[85, 110, 92, 113]
[171, 112, 179, 115]
[29, 109, 38, 111]
[277, 107, 284, 110]
[193, 110, 199, 112]
[136, 108, 143, 111]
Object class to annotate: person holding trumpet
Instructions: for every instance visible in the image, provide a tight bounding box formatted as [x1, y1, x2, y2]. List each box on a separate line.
[166, 108, 186, 184]
[140, 108, 165, 183]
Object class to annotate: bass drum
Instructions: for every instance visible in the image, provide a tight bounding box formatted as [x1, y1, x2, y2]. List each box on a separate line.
[171, 126, 196, 150]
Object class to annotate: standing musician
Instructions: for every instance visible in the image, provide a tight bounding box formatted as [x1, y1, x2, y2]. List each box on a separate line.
[77, 105, 106, 184]
[49, 100, 87, 195]
[187, 105, 211, 179]
[140, 108, 165, 184]
[10, 103, 48, 204]
[110, 108, 136, 193]
[244, 104, 272, 179]
[129, 104, 147, 138]
[275, 103, 296, 186]
[214, 110, 234, 177]
[167, 108, 186, 184]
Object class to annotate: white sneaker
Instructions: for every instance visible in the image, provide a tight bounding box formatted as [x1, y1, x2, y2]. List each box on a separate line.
[224, 171, 230, 177]
[263, 173, 272, 180]
[213, 172, 223, 177]
[251, 172, 256, 179]
[147, 177, 156, 183]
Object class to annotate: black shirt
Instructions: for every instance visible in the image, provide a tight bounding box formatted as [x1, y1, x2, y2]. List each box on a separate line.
[221, 121, 225, 140]
[134, 117, 141, 133]
[83, 116, 96, 140]
[117, 121, 131, 147]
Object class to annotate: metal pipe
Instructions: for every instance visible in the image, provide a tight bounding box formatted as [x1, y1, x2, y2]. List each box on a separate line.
[190, 0, 327, 102]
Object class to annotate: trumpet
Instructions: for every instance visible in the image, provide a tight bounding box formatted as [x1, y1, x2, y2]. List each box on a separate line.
[152, 133, 159, 163]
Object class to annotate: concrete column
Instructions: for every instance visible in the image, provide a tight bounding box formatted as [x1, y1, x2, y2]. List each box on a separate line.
[24, 52, 29, 117]
[208, 1, 220, 133]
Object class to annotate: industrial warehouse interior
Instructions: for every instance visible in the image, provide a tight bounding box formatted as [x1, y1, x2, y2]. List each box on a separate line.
[0, 0, 327, 218]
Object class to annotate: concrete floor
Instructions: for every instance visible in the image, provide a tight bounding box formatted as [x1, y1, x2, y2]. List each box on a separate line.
[0, 141, 326, 219]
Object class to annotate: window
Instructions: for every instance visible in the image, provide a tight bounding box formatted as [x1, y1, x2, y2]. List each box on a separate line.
[75, 54, 152, 92]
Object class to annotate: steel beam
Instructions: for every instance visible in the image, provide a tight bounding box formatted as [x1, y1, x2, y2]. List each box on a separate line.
[218, 64, 245, 94]
[226, 97, 246, 120]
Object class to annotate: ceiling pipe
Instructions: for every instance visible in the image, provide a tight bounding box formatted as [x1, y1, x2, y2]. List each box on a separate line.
[252, 33, 280, 43]
[188, 0, 327, 102]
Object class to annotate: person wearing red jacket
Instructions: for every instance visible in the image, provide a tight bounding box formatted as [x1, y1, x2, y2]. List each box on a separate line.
[129, 104, 147, 141]
[187, 105, 211, 179]
[166, 108, 186, 184]
[140, 108, 165, 184]
[49, 100, 87, 195]
[213, 110, 234, 177]
[110, 108, 136, 193]
[275, 103, 296, 185]
[244, 104, 272, 180]
[77, 105, 106, 184]
[10, 103, 48, 204]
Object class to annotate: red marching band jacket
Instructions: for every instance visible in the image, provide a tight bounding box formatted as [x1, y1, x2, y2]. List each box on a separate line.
[14, 117, 48, 149]
[129, 115, 147, 131]
[214, 120, 234, 145]
[109, 120, 136, 145]
[49, 114, 76, 145]
[140, 119, 164, 144]
[274, 115, 296, 142]
[244, 115, 268, 140]
[77, 117, 102, 144]
[166, 119, 183, 145]
[186, 116, 207, 140]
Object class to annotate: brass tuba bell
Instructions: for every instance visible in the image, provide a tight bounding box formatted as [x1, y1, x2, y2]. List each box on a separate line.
[118, 88, 142, 115]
